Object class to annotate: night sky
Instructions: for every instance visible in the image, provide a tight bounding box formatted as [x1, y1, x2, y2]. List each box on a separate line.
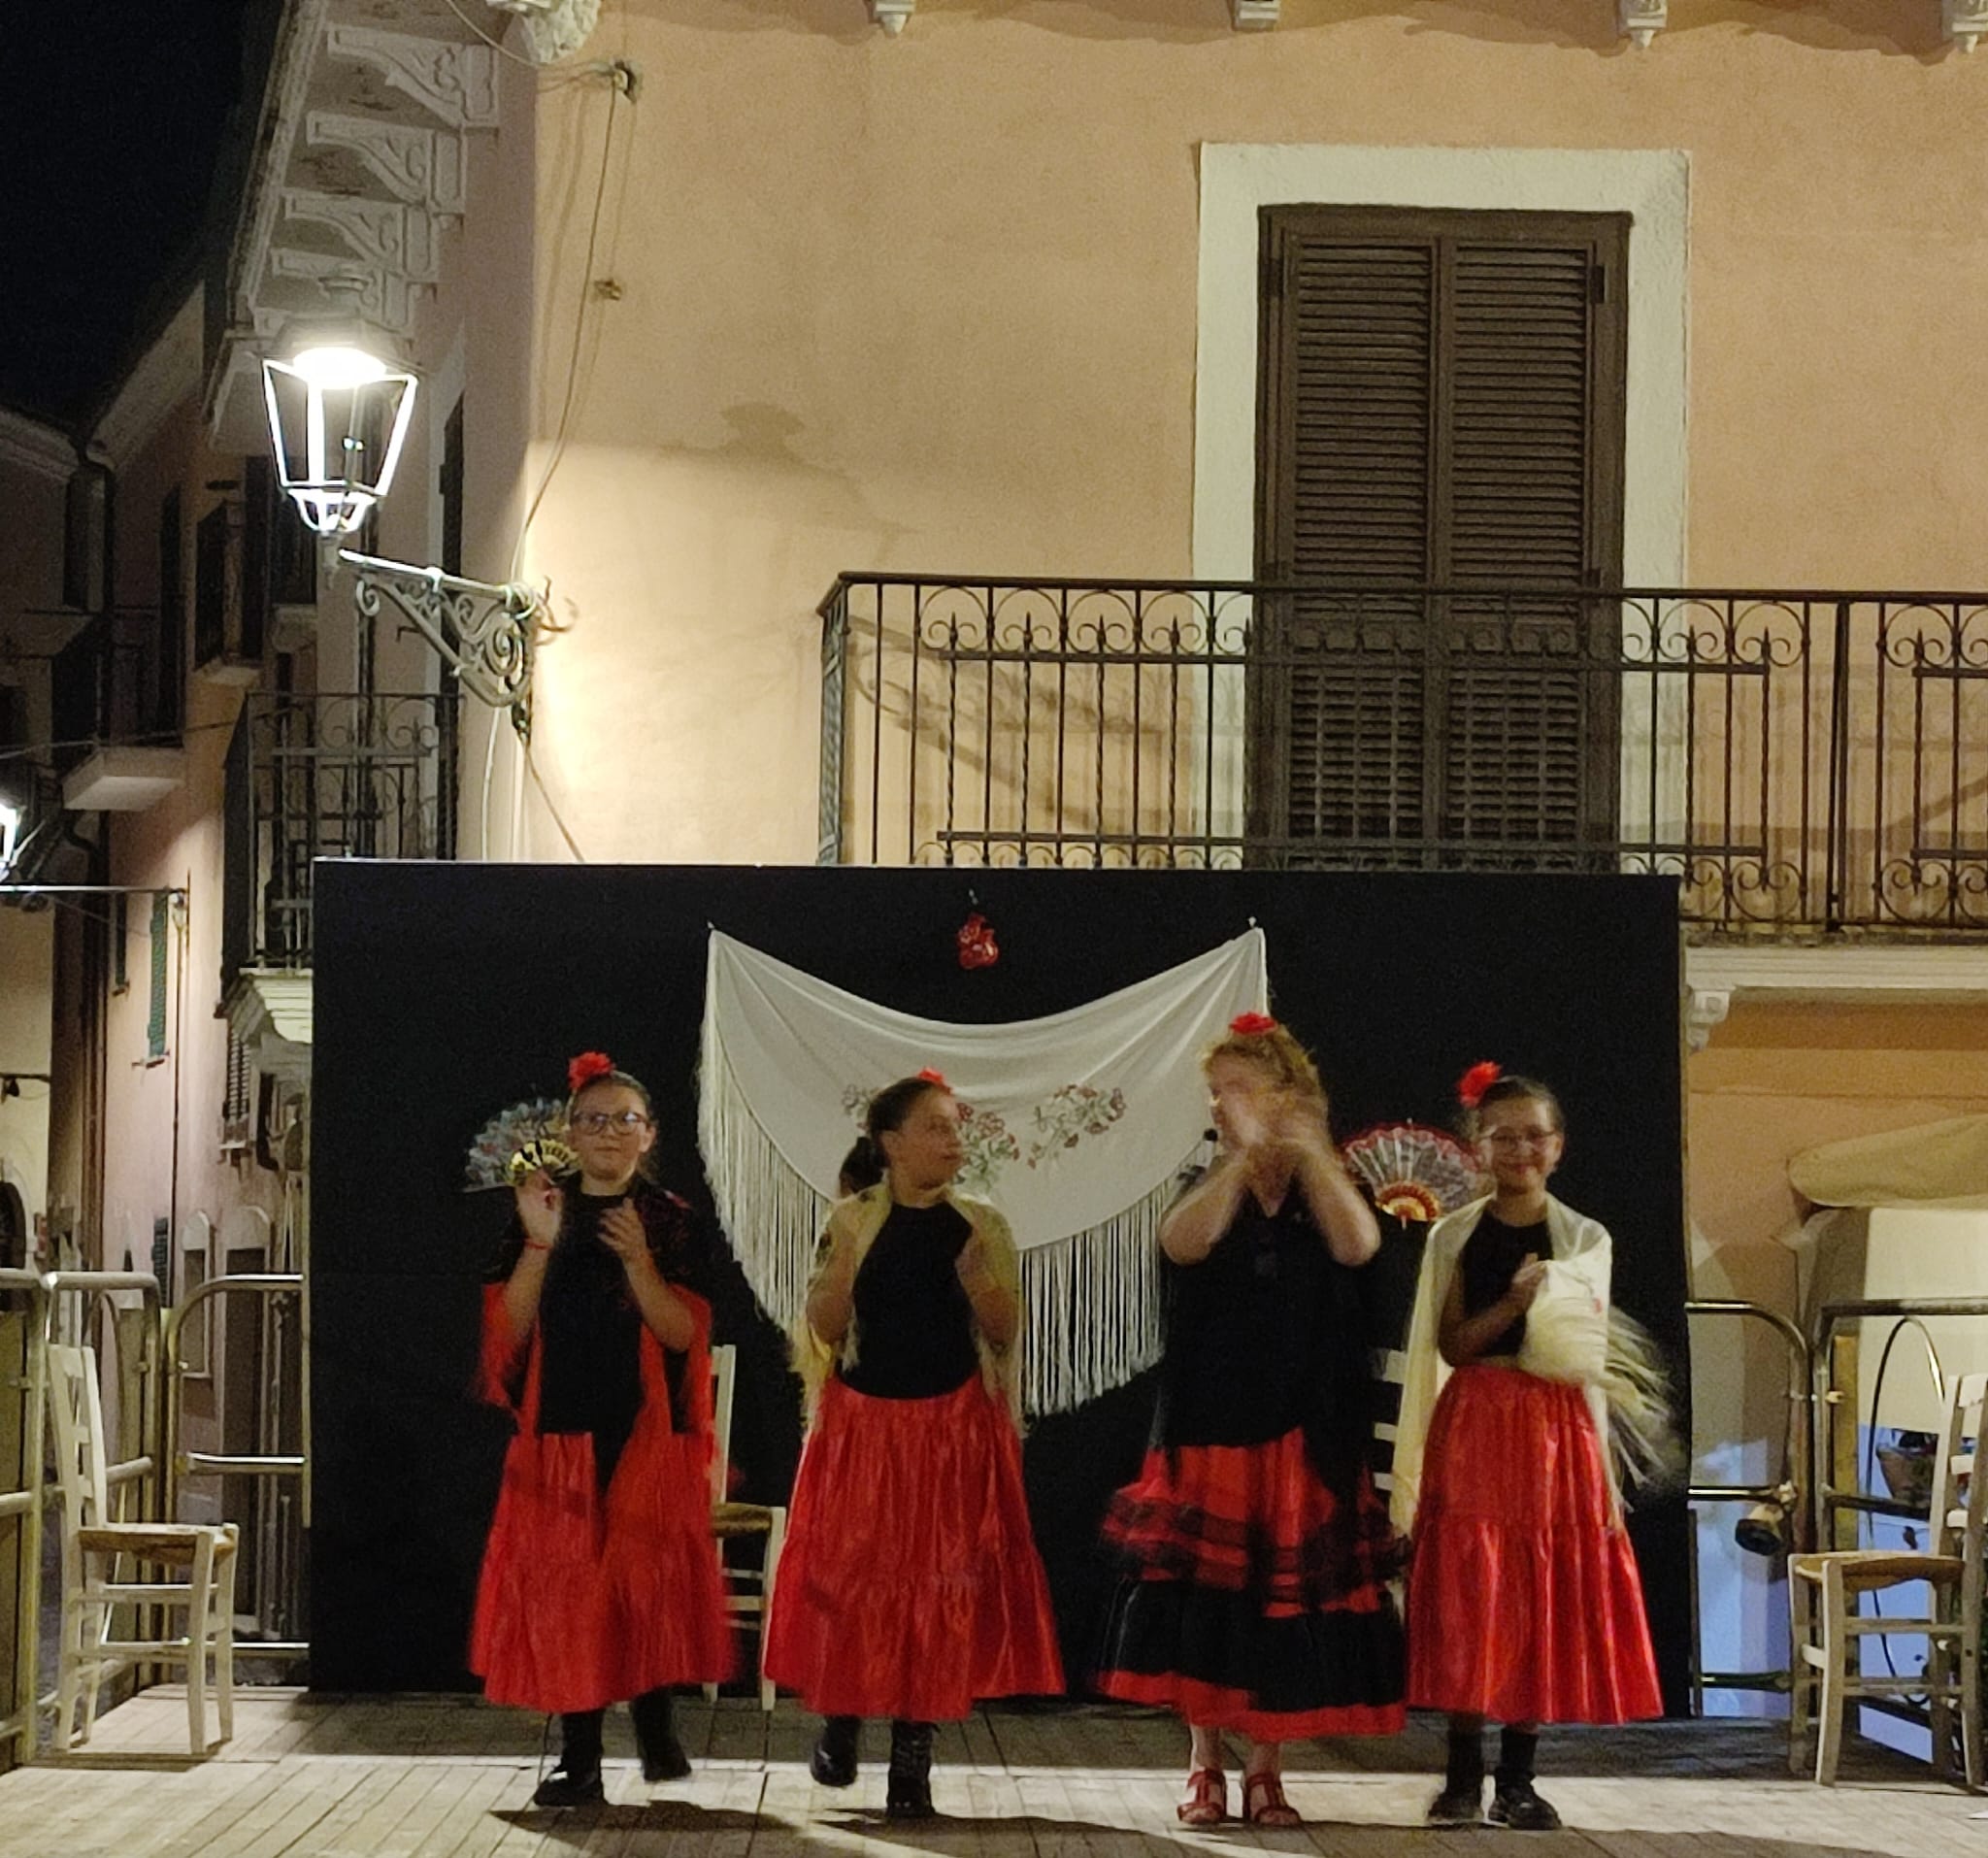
[0, 2, 257, 432]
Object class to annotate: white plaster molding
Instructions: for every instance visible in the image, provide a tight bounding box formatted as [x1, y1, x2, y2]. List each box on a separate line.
[0, 408, 75, 481]
[1685, 943, 1988, 1001]
[1618, 1, 1666, 48]
[1232, 0, 1280, 26]
[1946, 2, 1988, 51]
[486, 0, 601, 64]
[868, 0, 913, 32]
[324, 25, 500, 129]
[304, 111, 465, 217]
[267, 249, 419, 335]
[91, 289, 204, 471]
[1685, 986, 1731, 1053]
[282, 189, 439, 283]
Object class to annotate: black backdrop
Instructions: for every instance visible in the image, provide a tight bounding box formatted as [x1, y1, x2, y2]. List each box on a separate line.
[311, 863, 1692, 1713]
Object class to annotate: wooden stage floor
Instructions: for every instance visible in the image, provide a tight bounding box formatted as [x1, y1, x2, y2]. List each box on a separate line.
[0, 1690, 1979, 1858]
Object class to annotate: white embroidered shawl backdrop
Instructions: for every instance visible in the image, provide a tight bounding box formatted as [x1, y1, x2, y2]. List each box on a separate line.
[698, 927, 1269, 1412]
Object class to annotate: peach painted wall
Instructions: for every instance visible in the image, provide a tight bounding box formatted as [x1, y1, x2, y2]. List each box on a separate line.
[493, 2, 1988, 865]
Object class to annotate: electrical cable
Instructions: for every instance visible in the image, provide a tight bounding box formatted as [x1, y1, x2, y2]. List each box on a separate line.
[524, 740, 588, 863]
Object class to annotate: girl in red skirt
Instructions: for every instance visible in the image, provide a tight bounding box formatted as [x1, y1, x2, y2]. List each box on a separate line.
[473, 1052, 734, 1807]
[1393, 1069, 1665, 1833]
[765, 1072, 1064, 1820]
[1095, 1015, 1405, 1828]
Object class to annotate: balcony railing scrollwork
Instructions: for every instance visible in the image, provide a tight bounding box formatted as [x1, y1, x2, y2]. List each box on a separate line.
[817, 577, 1988, 936]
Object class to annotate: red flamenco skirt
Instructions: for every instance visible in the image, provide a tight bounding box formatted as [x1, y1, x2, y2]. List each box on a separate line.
[1408, 1365, 1662, 1724]
[762, 1376, 1065, 1720]
[1095, 1426, 1406, 1740]
[471, 1415, 735, 1713]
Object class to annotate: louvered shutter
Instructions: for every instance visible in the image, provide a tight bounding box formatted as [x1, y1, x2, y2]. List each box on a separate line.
[1251, 209, 1626, 864]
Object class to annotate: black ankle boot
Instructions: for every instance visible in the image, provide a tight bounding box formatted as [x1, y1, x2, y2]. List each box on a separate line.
[631, 1686, 692, 1783]
[886, 1719, 935, 1820]
[532, 1710, 606, 1807]
[1489, 1729, 1561, 1832]
[1426, 1722, 1484, 1825]
[811, 1714, 860, 1788]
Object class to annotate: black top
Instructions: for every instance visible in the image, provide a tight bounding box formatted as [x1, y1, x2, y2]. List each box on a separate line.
[839, 1200, 979, 1401]
[1457, 1208, 1554, 1357]
[1155, 1178, 1374, 1478]
[485, 1182, 713, 1483]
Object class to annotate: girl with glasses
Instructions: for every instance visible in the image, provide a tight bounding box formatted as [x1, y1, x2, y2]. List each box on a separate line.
[472, 1051, 734, 1807]
[1095, 1014, 1405, 1828]
[1392, 1067, 1667, 1833]
[764, 1072, 1064, 1819]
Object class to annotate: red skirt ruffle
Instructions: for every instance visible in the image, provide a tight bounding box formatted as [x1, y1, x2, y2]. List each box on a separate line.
[763, 1376, 1065, 1720]
[1407, 1365, 1662, 1724]
[1095, 1428, 1406, 1739]
[471, 1420, 735, 1712]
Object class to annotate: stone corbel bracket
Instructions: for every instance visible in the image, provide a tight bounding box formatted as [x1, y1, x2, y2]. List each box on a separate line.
[323, 24, 501, 128]
[1232, 0, 1279, 25]
[869, 0, 913, 33]
[1948, 2, 1988, 51]
[305, 113, 465, 219]
[1619, 0, 1666, 47]
[282, 190, 440, 286]
[1685, 986, 1731, 1055]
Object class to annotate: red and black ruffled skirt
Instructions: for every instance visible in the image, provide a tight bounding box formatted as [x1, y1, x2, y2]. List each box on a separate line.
[763, 1375, 1065, 1720]
[1407, 1364, 1662, 1724]
[471, 1416, 735, 1713]
[1094, 1425, 1406, 1739]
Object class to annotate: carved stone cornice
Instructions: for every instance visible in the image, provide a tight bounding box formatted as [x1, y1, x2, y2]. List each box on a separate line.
[304, 112, 465, 217]
[92, 290, 203, 470]
[282, 189, 439, 284]
[868, 0, 913, 33]
[323, 25, 500, 129]
[486, 0, 601, 64]
[1618, 0, 1666, 47]
[1947, 1, 1988, 51]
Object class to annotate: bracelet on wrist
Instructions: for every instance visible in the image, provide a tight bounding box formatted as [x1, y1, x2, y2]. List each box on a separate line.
[522, 1239, 553, 1252]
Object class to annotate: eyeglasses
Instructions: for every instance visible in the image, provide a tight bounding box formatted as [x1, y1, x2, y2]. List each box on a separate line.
[571, 1110, 651, 1135]
[1485, 1128, 1559, 1150]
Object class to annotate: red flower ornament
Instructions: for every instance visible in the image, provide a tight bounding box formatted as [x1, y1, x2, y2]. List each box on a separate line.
[1456, 1060, 1503, 1109]
[916, 1067, 949, 1088]
[1229, 1011, 1278, 1037]
[568, 1050, 615, 1094]
[957, 912, 1000, 970]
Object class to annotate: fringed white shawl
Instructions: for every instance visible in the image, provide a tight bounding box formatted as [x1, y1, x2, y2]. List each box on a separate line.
[1392, 1195, 1678, 1536]
[697, 926, 1268, 1413]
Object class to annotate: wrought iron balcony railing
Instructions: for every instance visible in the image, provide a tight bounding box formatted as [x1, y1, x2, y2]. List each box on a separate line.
[817, 577, 1988, 936]
[224, 691, 458, 976]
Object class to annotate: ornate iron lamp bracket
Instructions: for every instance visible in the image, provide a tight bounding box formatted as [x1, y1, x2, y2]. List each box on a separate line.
[340, 550, 543, 740]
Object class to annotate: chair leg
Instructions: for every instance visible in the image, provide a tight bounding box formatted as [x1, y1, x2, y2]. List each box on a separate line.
[215, 1541, 237, 1746]
[1816, 1563, 1848, 1786]
[759, 1510, 787, 1714]
[185, 1537, 214, 1754]
[1930, 1632, 1956, 1782]
[55, 1593, 83, 1752]
[1788, 1571, 1814, 1776]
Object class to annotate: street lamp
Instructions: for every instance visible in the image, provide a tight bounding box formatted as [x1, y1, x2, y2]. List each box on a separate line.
[261, 309, 417, 537]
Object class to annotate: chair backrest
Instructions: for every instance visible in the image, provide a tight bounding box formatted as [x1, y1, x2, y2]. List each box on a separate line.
[709, 1342, 737, 1507]
[46, 1344, 110, 1528]
[1929, 1370, 1988, 1560]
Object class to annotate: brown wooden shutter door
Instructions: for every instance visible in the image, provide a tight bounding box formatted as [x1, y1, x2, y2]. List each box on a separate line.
[1251, 207, 1628, 865]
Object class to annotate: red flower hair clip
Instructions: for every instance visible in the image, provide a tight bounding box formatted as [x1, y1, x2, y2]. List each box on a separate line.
[1457, 1060, 1503, 1109]
[916, 1067, 949, 1088]
[1229, 1011, 1278, 1037]
[568, 1050, 615, 1094]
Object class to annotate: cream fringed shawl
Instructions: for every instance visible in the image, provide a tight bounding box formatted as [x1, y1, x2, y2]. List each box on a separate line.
[1391, 1195, 1678, 1536]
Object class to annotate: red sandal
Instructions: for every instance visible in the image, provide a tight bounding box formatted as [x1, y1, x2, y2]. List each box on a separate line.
[1176, 1767, 1227, 1826]
[1243, 1772, 1302, 1827]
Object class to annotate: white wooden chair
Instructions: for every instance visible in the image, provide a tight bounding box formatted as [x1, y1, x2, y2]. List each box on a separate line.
[703, 1343, 786, 1710]
[1790, 1369, 1985, 1788]
[47, 1344, 239, 1754]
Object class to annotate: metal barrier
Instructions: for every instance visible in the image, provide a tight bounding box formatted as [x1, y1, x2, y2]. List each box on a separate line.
[162, 1275, 307, 1660]
[1683, 1298, 1814, 1711]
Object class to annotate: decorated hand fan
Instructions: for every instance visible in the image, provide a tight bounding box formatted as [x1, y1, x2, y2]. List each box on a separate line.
[463, 1097, 577, 1192]
[1342, 1122, 1486, 1224]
